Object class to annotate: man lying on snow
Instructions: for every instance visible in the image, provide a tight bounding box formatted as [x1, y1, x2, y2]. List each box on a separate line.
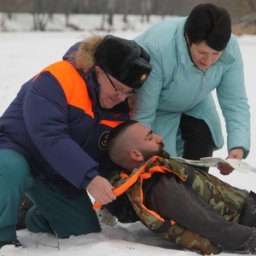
[101, 120, 256, 255]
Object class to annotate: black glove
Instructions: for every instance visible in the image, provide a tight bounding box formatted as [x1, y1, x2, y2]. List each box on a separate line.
[105, 194, 139, 223]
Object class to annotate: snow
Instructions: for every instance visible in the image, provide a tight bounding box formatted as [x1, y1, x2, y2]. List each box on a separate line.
[0, 14, 256, 256]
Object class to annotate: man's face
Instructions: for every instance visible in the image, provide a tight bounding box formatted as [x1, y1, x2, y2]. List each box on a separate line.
[95, 66, 135, 109]
[188, 41, 223, 70]
[128, 123, 167, 160]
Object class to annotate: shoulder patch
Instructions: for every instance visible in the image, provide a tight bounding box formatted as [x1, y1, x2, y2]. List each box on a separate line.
[98, 131, 110, 150]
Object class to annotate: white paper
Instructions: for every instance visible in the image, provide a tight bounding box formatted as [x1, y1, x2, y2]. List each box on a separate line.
[172, 156, 256, 173]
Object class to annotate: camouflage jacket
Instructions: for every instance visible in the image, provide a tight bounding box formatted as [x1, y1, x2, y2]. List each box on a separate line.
[110, 156, 249, 255]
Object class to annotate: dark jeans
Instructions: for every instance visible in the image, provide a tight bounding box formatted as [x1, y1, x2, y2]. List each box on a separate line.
[147, 175, 252, 251]
[180, 114, 215, 171]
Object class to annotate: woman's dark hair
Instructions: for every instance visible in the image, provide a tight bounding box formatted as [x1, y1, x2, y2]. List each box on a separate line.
[184, 3, 231, 51]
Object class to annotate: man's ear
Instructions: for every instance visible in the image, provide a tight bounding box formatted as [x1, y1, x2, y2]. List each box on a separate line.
[130, 149, 144, 161]
[94, 65, 100, 73]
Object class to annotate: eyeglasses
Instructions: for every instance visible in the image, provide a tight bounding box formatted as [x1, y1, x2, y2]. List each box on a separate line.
[104, 71, 135, 98]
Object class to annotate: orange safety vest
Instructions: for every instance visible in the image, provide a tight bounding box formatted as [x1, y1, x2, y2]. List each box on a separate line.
[94, 156, 184, 224]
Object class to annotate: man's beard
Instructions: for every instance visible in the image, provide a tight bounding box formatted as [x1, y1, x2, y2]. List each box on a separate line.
[141, 143, 170, 160]
[157, 149, 170, 158]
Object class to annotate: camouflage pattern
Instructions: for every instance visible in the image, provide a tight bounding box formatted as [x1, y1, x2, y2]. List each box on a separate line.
[110, 156, 249, 255]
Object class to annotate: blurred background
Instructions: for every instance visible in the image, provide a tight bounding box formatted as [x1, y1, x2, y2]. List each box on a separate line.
[0, 0, 255, 34]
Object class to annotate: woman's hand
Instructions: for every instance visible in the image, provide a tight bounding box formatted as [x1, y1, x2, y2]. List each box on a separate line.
[218, 148, 244, 175]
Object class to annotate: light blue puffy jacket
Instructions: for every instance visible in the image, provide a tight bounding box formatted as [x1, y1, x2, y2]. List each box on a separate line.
[133, 17, 250, 157]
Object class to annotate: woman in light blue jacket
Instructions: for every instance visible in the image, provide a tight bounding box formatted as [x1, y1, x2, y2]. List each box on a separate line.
[132, 3, 250, 174]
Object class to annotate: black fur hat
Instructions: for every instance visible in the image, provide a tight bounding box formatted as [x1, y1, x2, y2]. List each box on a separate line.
[94, 35, 152, 89]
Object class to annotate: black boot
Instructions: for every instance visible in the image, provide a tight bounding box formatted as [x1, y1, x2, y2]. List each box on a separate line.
[0, 239, 22, 249]
[238, 228, 256, 253]
[16, 196, 33, 230]
[240, 191, 256, 227]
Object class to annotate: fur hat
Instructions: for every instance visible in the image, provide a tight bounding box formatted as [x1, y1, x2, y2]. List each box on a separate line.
[94, 35, 152, 89]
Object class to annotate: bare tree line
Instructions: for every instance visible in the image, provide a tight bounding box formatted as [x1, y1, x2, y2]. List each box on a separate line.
[0, 0, 255, 31]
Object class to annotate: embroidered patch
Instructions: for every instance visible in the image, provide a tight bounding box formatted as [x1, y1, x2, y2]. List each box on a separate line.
[98, 131, 110, 150]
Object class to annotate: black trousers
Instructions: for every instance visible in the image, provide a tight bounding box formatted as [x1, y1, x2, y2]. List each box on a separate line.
[180, 114, 215, 171]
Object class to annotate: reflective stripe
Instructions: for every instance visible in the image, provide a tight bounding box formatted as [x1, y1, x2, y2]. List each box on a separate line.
[38, 61, 123, 129]
[42, 60, 94, 118]
[100, 119, 123, 128]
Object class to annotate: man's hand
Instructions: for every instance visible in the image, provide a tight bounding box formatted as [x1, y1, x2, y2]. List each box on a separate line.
[218, 148, 244, 175]
[87, 175, 116, 205]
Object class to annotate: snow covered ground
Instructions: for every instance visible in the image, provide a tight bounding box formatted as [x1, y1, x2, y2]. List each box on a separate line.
[0, 14, 256, 256]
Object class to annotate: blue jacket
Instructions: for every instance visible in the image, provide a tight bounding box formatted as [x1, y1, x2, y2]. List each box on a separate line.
[133, 17, 250, 157]
[0, 43, 129, 196]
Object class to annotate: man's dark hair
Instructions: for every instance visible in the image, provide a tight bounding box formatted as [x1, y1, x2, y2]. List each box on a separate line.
[184, 3, 231, 51]
[108, 120, 138, 151]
